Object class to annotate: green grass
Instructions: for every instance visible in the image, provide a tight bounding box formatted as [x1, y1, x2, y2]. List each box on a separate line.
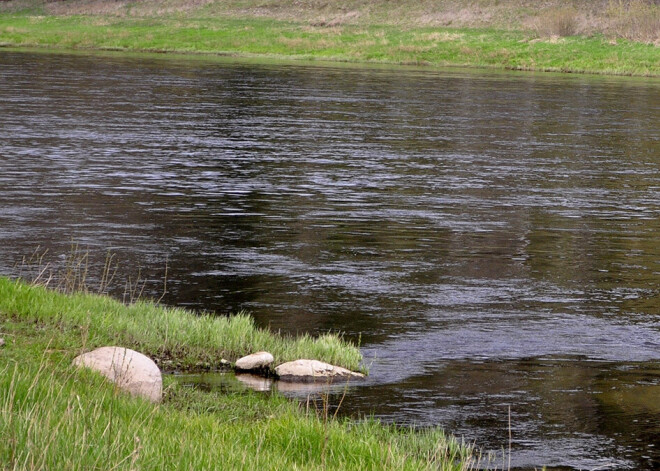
[0, 14, 658, 76]
[0, 277, 362, 372]
[0, 276, 477, 469]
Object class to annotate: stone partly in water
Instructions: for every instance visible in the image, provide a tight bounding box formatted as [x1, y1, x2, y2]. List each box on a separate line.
[72, 346, 162, 403]
[235, 351, 274, 371]
[275, 359, 365, 383]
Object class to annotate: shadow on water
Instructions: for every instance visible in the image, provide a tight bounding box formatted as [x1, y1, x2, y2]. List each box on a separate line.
[1, 50, 659, 470]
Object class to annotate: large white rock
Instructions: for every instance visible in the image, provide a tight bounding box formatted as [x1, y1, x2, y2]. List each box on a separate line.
[275, 359, 365, 383]
[235, 351, 274, 371]
[73, 346, 162, 403]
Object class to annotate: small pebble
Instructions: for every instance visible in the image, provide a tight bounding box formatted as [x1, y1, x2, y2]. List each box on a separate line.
[0, 337, 6, 347]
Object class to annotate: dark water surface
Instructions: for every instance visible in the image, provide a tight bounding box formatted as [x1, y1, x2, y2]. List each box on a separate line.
[1, 51, 659, 470]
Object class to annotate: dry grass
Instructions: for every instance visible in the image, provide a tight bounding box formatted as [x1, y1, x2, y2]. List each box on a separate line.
[532, 6, 580, 37]
[414, 7, 495, 28]
[1, 0, 658, 43]
[606, 0, 660, 44]
[310, 10, 361, 27]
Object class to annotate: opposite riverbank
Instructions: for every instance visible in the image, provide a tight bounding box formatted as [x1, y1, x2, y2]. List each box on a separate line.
[0, 0, 659, 76]
[0, 276, 476, 470]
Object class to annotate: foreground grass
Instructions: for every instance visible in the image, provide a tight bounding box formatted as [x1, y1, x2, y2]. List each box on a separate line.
[0, 276, 362, 371]
[0, 276, 476, 470]
[0, 13, 658, 76]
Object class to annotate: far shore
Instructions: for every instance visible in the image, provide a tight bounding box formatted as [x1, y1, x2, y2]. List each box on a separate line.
[0, 0, 659, 77]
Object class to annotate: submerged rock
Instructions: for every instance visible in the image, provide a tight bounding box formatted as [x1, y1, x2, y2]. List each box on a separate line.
[275, 359, 365, 383]
[72, 346, 162, 403]
[235, 351, 274, 371]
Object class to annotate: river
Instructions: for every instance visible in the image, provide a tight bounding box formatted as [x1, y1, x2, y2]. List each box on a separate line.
[1, 50, 658, 470]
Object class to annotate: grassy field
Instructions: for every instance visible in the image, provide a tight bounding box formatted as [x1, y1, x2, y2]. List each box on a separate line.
[0, 0, 658, 75]
[0, 276, 477, 470]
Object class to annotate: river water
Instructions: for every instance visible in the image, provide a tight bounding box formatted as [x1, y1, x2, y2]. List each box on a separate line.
[1, 50, 658, 470]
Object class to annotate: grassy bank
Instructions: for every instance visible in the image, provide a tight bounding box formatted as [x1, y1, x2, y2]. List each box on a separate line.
[0, 276, 362, 372]
[0, 276, 476, 470]
[0, 0, 659, 76]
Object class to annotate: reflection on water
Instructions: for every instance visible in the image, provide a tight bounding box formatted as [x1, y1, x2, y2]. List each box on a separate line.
[177, 371, 357, 396]
[0, 51, 659, 470]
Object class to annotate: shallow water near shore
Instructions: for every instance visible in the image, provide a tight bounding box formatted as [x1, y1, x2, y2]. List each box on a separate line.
[1, 50, 659, 470]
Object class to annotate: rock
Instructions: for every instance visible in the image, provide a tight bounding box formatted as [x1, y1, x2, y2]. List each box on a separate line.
[235, 351, 274, 371]
[0, 337, 5, 347]
[72, 346, 162, 403]
[275, 359, 365, 383]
